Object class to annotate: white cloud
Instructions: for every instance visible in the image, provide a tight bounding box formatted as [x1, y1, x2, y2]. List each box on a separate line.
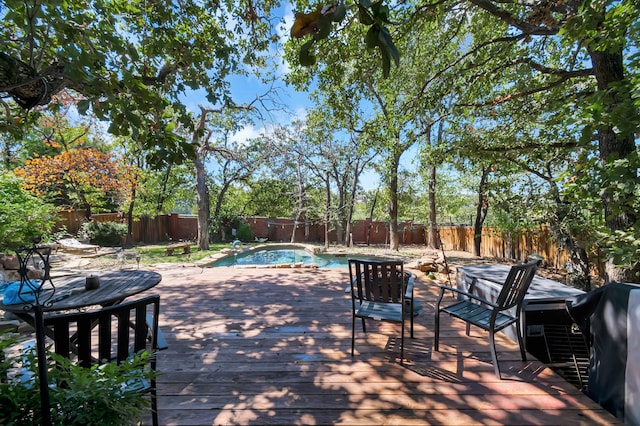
[230, 123, 279, 145]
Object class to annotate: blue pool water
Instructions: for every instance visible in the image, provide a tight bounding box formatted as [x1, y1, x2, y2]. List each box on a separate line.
[209, 248, 349, 268]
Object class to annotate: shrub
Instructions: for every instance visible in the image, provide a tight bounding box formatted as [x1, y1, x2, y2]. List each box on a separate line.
[0, 333, 156, 426]
[0, 172, 58, 252]
[236, 222, 254, 242]
[79, 221, 127, 246]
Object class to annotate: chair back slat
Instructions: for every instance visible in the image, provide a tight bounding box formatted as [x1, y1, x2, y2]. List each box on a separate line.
[76, 319, 93, 368]
[495, 259, 540, 310]
[116, 311, 131, 363]
[98, 312, 112, 363]
[43, 295, 161, 366]
[134, 305, 149, 353]
[51, 321, 71, 360]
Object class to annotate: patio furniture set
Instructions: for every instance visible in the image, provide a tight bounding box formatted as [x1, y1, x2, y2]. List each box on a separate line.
[0, 246, 164, 426]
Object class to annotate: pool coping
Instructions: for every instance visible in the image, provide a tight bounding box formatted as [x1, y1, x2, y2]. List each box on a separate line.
[201, 242, 404, 269]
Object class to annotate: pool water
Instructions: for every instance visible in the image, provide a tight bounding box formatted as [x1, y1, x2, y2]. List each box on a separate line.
[209, 248, 349, 268]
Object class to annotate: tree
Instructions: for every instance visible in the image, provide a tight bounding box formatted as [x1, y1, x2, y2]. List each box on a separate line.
[288, 1, 464, 251]
[114, 132, 194, 243]
[0, 172, 57, 251]
[1, 0, 280, 165]
[302, 110, 378, 246]
[456, 0, 639, 281]
[291, 0, 639, 281]
[15, 148, 128, 217]
[265, 123, 316, 243]
[436, 0, 638, 280]
[208, 123, 274, 242]
[243, 177, 295, 218]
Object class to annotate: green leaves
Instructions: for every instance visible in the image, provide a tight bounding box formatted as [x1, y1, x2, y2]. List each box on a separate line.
[2, 0, 282, 166]
[299, 40, 317, 66]
[358, 4, 375, 25]
[0, 173, 58, 251]
[356, 0, 400, 77]
[365, 24, 400, 78]
[292, 1, 400, 78]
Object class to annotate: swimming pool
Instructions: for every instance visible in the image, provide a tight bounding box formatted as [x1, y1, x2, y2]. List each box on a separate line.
[208, 247, 350, 268]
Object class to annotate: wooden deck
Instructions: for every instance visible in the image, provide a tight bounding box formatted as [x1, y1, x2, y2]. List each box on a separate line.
[143, 265, 618, 425]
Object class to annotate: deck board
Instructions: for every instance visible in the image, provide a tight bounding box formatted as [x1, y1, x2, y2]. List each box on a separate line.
[141, 265, 618, 425]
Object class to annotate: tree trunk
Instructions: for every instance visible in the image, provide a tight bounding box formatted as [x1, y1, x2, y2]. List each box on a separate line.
[291, 159, 305, 244]
[324, 172, 330, 250]
[367, 190, 378, 246]
[344, 158, 360, 247]
[211, 180, 232, 241]
[126, 187, 135, 245]
[192, 108, 212, 251]
[427, 163, 438, 248]
[388, 151, 401, 251]
[194, 152, 210, 250]
[155, 165, 172, 215]
[425, 125, 439, 248]
[589, 48, 639, 283]
[333, 182, 345, 245]
[473, 166, 490, 257]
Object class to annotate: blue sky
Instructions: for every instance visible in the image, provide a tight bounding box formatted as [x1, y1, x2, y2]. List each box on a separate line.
[181, 3, 384, 191]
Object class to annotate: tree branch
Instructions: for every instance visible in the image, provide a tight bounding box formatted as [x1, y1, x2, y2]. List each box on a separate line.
[421, 33, 529, 94]
[457, 72, 579, 107]
[467, 0, 559, 35]
[526, 58, 593, 77]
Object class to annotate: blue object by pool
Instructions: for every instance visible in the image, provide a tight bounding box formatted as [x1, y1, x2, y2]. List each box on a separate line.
[210, 248, 349, 268]
[2, 281, 39, 305]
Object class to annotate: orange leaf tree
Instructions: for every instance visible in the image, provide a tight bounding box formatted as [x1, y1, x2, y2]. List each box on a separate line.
[15, 148, 131, 217]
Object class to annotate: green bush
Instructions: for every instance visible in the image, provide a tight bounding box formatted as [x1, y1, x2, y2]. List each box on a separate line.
[79, 221, 127, 246]
[0, 172, 58, 251]
[0, 333, 156, 426]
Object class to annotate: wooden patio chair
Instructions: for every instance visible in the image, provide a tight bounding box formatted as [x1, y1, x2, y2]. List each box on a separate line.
[43, 294, 161, 426]
[349, 258, 416, 364]
[434, 259, 541, 379]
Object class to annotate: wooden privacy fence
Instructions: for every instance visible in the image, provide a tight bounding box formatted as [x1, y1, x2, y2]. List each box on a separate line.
[438, 225, 569, 269]
[55, 212, 425, 246]
[55, 211, 197, 244]
[246, 217, 425, 245]
[56, 211, 568, 267]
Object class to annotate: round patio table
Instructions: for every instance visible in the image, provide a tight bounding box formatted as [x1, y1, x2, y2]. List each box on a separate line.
[0, 269, 162, 321]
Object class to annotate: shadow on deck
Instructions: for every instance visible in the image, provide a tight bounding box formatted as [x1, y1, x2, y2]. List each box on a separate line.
[146, 265, 618, 425]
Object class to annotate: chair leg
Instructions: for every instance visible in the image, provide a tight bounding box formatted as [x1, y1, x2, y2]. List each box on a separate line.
[151, 388, 158, 426]
[351, 316, 356, 357]
[516, 318, 527, 361]
[434, 290, 444, 352]
[409, 301, 414, 339]
[400, 318, 405, 365]
[434, 308, 440, 352]
[489, 328, 501, 379]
